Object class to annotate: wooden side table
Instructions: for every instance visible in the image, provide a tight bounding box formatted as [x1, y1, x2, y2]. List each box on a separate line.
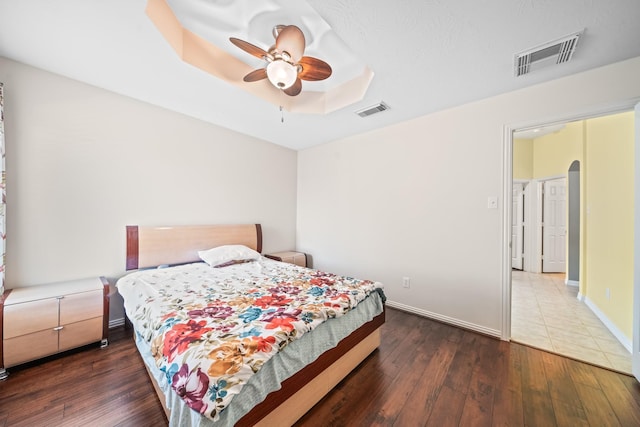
[265, 251, 308, 267]
[0, 276, 109, 379]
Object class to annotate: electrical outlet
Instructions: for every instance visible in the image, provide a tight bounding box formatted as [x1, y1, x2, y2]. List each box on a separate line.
[402, 277, 410, 288]
[606, 288, 610, 300]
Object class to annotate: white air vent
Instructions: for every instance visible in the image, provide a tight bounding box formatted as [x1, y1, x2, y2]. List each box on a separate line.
[356, 102, 390, 118]
[515, 30, 583, 77]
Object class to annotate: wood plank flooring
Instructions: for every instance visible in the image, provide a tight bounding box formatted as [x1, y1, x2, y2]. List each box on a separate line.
[1, 307, 639, 426]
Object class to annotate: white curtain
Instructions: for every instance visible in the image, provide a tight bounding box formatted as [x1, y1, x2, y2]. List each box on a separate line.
[0, 83, 5, 295]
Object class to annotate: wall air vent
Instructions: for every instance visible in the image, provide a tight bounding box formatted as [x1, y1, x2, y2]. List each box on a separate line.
[356, 102, 390, 118]
[515, 30, 583, 77]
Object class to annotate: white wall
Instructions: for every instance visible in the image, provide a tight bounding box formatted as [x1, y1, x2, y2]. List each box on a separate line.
[0, 57, 298, 322]
[297, 56, 640, 336]
[4, 55, 639, 335]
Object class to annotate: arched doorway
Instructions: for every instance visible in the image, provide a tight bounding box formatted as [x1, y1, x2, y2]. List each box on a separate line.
[567, 160, 580, 286]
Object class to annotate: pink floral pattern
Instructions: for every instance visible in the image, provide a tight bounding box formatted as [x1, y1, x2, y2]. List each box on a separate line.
[172, 364, 210, 414]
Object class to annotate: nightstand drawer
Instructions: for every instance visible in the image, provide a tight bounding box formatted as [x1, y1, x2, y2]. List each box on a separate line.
[4, 298, 59, 338]
[59, 290, 103, 324]
[3, 329, 59, 367]
[59, 317, 103, 352]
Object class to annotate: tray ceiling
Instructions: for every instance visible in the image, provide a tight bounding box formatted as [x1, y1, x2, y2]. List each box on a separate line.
[0, 0, 639, 150]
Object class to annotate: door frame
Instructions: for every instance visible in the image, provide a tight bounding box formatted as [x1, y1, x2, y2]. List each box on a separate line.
[500, 101, 639, 343]
[633, 101, 640, 380]
[511, 181, 525, 270]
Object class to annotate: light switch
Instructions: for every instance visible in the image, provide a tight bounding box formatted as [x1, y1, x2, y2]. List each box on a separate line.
[487, 196, 498, 209]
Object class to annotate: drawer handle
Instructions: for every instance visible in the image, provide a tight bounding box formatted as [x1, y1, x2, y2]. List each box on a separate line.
[53, 326, 64, 331]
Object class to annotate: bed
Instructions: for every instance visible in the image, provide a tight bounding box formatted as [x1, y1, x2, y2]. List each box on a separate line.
[117, 224, 386, 426]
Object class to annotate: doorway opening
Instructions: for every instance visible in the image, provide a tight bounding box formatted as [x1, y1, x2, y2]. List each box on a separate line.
[567, 161, 580, 286]
[507, 111, 635, 374]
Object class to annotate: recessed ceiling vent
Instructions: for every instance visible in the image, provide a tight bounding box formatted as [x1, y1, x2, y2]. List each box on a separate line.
[515, 30, 583, 77]
[356, 102, 390, 118]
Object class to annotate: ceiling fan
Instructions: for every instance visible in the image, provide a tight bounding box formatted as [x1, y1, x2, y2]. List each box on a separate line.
[230, 25, 332, 96]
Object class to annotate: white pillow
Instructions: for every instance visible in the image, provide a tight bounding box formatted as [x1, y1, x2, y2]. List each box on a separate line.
[198, 245, 260, 268]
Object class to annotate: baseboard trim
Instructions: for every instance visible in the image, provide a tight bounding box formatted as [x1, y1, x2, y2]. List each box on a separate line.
[385, 300, 501, 339]
[109, 318, 125, 329]
[565, 279, 579, 287]
[584, 297, 632, 353]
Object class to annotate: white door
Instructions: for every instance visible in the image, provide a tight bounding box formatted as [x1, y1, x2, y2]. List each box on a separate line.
[512, 183, 525, 270]
[542, 178, 567, 273]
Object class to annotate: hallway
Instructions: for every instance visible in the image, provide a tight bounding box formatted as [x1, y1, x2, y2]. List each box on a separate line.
[511, 270, 632, 374]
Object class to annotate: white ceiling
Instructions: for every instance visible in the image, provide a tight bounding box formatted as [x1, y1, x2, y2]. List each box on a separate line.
[1, 0, 639, 150]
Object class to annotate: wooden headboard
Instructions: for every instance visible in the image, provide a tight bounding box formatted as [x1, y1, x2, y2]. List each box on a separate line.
[126, 224, 262, 270]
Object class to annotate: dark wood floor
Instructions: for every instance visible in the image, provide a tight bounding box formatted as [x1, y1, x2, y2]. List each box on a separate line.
[1, 308, 639, 426]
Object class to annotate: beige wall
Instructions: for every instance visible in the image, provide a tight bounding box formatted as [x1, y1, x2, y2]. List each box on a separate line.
[513, 122, 585, 180]
[585, 112, 634, 339]
[0, 57, 298, 322]
[513, 138, 533, 180]
[298, 56, 640, 336]
[532, 121, 584, 178]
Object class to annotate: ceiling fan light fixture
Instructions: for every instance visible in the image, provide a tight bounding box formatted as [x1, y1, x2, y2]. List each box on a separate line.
[231, 24, 331, 96]
[266, 59, 297, 89]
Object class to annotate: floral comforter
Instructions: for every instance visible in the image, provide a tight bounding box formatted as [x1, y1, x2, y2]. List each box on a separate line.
[116, 258, 382, 421]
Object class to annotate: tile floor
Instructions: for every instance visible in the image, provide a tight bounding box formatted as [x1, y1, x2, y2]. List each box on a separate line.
[511, 270, 632, 374]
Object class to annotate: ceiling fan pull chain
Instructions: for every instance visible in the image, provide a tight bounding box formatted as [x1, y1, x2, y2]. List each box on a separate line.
[280, 105, 284, 123]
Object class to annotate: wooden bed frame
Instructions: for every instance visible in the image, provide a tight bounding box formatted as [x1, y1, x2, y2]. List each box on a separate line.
[124, 224, 385, 426]
[126, 224, 263, 270]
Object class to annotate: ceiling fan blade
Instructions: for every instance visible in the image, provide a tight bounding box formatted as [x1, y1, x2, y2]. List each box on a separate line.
[298, 56, 332, 81]
[243, 68, 268, 82]
[275, 25, 305, 63]
[283, 78, 302, 96]
[230, 37, 270, 60]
